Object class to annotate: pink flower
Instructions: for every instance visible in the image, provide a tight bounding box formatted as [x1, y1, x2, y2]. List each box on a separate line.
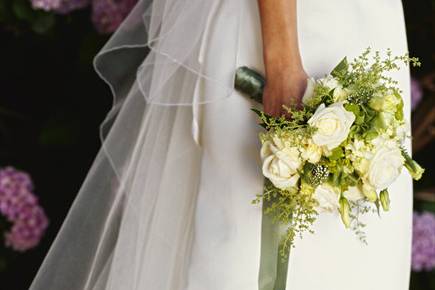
[0, 167, 49, 252]
[412, 211, 435, 272]
[92, 0, 137, 34]
[411, 78, 423, 111]
[30, 0, 90, 14]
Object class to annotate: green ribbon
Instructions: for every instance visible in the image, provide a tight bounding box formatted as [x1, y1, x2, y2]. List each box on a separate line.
[234, 67, 291, 290]
[234, 66, 265, 104]
[258, 190, 291, 290]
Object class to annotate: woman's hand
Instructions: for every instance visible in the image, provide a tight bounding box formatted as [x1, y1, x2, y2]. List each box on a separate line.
[263, 67, 308, 117]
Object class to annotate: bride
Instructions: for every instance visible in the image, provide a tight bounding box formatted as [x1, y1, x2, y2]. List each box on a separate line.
[30, 0, 413, 289]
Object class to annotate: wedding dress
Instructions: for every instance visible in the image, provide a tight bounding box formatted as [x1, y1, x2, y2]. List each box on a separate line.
[30, 0, 413, 289]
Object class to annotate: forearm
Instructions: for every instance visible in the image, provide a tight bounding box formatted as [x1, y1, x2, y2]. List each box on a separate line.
[257, 0, 303, 76]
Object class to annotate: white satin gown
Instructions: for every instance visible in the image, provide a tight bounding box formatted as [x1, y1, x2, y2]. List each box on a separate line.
[186, 1, 413, 290]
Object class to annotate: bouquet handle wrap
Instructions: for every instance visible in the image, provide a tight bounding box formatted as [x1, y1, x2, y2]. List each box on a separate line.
[235, 67, 291, 290]
[234, 67, 265, 104]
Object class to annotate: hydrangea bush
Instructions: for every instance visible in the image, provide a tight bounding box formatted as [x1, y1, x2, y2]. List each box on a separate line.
[0, 167, 48, 252]
[29, 0, 138, 33]
[412, 211, 435, 272]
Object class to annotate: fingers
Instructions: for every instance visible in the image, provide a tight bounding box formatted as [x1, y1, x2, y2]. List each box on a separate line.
[263, 81, 305, 118]
[263, 92, 282, 117]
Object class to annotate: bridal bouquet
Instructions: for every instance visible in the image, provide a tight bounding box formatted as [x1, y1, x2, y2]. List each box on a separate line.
[235, 49, 424, 257]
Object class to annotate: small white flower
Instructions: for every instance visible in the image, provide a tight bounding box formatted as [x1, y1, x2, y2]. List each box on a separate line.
[318, 76, 349, 102]
[313, 184, 340, 212]
[366, 138, 404, 190]
[308, 102, 356, 150]
[261, 137, 302, 190]
[301, 139, 322, 163]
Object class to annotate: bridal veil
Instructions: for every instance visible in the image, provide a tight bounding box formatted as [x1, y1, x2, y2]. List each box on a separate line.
[30, 0, 244, 289]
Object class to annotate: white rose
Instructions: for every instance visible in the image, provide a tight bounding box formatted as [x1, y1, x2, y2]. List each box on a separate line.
[302, 77, 316, 105]
[313, 184, 340, 212]
[301, 139, 322, 163]
[308, 102, 356, 150]
[319, 76, 349, 102]
[261, 137, 302, 190]
[343, 186, 365, 202]
[367, 139, 404, 190]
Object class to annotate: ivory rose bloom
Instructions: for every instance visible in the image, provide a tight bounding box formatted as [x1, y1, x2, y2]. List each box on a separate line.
[261, 137, 302, 190]
[308, 102, 356, 150]
[367, 139, 404, 190]
[313, 184, 339, 212]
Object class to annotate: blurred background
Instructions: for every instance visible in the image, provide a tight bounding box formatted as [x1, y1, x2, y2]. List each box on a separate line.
[0, 0, 434, 289]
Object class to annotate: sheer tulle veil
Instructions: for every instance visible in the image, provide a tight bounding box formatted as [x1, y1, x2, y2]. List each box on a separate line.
[30, 0, 244, 289]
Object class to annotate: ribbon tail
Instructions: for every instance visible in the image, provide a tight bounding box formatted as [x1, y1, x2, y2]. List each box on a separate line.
[258, 183, 291, 290]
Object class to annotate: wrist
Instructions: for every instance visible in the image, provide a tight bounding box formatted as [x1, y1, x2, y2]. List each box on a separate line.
[264, 57, 304, 79]
[263, 46, 303, 77]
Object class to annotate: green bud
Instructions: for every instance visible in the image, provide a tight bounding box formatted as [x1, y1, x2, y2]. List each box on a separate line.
[339, 196, 351, 228]
[405, 160, 425, 181]
[379, 189, 390, 211]
[362, 183, 378, 202]
[401, 149, 425, 181]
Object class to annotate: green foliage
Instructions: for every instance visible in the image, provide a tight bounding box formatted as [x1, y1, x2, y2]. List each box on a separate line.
[253, 180, 318, 258]
[336, 48, 420, 96]
[348, 201, 375, 245]
[331, 57, 349, 79]
[252, 107, 316, 145]
[252, 106, 313, 132]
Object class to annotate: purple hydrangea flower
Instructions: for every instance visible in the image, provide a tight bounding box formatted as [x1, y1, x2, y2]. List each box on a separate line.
[92, 0, 137, 34]
[5, 206, 49, 252]
[411, 78, 423, 111]
[30, 0, 90, 14]
[0, 167, 49, 252]
[412, 211, 435, 272]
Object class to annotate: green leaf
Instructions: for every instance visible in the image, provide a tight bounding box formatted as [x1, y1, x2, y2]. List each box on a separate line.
[329, 147, 344, 161]
[344, 103, 363, 124]
[331, 57, 349, 78]
[251, 108, 263, 117]
[395, 97, 404, 121]
[344, 103, 359, 113]
[363, 129, 378, 141]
